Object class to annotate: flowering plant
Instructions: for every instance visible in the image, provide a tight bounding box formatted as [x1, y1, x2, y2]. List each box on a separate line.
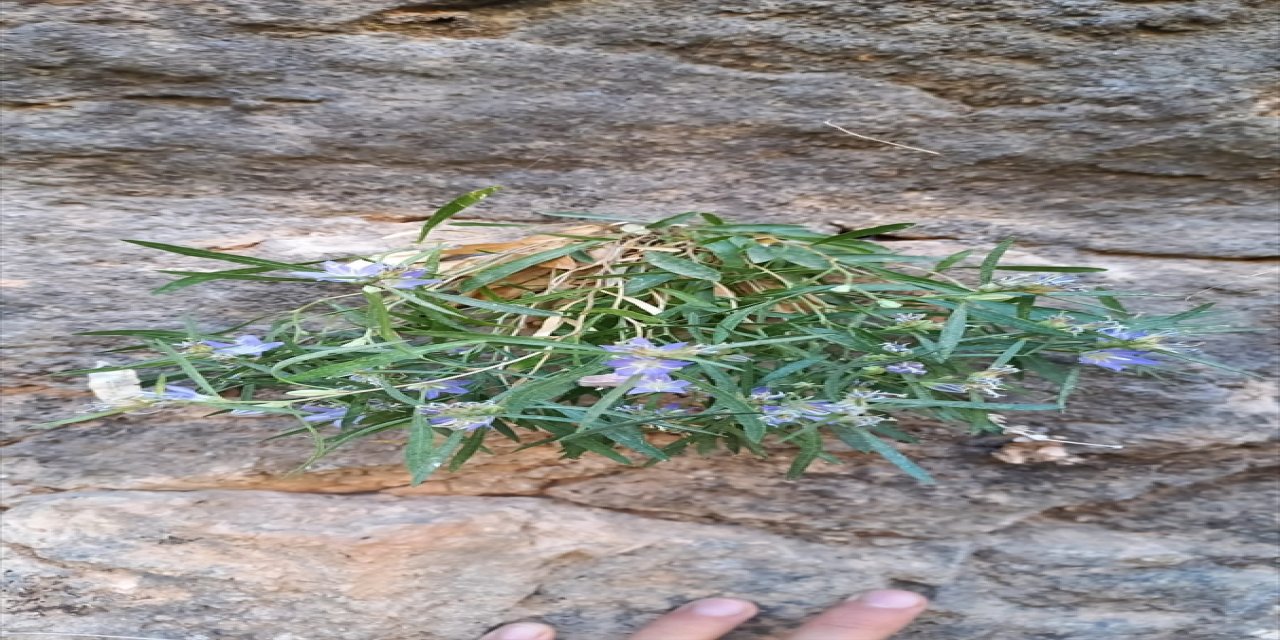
[50, 189, 1232, 483]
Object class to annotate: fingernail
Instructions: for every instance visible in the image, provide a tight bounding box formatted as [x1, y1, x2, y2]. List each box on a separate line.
[853, 590, 926, 609]
[689, 598, 752, 617]
[487, 622, 552, 640]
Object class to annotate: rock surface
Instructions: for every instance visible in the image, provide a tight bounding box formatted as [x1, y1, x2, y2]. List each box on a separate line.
[2, 1, 1278, 639]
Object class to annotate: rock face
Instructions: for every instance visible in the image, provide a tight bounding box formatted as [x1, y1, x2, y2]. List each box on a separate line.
[2, 2, 1278, 639]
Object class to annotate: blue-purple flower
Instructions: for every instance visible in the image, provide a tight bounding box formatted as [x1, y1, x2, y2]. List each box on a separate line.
[749, 387, 786, 402]
[201, 334, 284, 357]
[991, 274, 1084, 293]
[405, 378, 471, 400]
[607, 356, 688, 377]
[1096, 326, 1193, 353]
[289, 260, 440, 289]
[299, 405, 354, 428]
[1079, 349, 1160, 372]
[596, 337, 704, 396]
[290, 260, 389, 282]
[628, 377, 692, 395]
[881, 341, 913, 354]
[602, 337, 688, 354]
[886, 361, 928, 375]
[1097, 326, 1149, 341]
[384, 269, 441, 290]
[418, 401, 502, 431]
[140, 384, 208, 402]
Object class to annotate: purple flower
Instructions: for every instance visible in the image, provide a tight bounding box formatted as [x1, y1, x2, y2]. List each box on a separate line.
[418, 401, 501, 431]
[761, 400, 838, 426]
[406, 378, 471, 400]
[749, 387, 785, 402]
[289, 260, 388, 283]
[1097, 326, 1150, 341]
[299, 405, 354, 428]
[602, 337, 659, 352]
[201, 334, 284, 357]
[628, 376, 692, 395]
[1079, 349, 1160, 372]
[602, 337, 691, 354]
[141, 384, 207, 402]
[761, 405, 805, 426]
[606, 356, 689, 377]
[886, 361, 928, 375]
[927, 382, 969, 394]
[881, 341, 913, 354]
[385, 269, 441, 290]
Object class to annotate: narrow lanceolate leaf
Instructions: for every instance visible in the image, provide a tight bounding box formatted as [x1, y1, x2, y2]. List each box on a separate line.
[979, 238, 1016, 284]
[125, 240, 307, 269]
[786, 429, 825, 479]
[933, 249, 973, 272]
[416, 186, 501, 242]
[417, 290, 561, 318]
[1056, 367, 1082, 408]
[811, 222, 916, 245]
[937, 303, 968, 359]
[459, 243, 598, 292]
[643, 252, 722, 281]
[407, 427, 467, 485]
[775, 246, 831, 269]
[857, 429, 935, 484]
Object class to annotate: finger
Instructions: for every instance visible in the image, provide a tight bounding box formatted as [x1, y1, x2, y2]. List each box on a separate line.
[629, 598, 759, 640]
[479, 621, 556, 640]
[788, 590, 927, 640]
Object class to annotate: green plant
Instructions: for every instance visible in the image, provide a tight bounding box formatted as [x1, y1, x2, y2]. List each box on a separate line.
[50, 188, 1233, 484]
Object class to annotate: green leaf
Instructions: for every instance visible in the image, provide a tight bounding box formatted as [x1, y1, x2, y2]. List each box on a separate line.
[775, 246, 831, 269]
[417, 290, 561, 318]
[150, 341, 219, 396]
[459, 243, 599, 292]
[745, 244, 776, 264]
[498, 361, 607, 413]
[363, 288, 399, 341]
[407, 428, 467, 485]
[623, 272, 677, 295]
[857, 429, 935, 484]
[647, 211, 700, 229]
[416, 186, 501, 242]
[992, 338, 1028, 368]
[937, 304, 968, 360]
[786, 429, 825, 479]
[643, 252, 722, 282]
[979, 238, 1016, 284]
[1056, 367, 1082, 408]
[693, 365, 767, 443]
[447, 429, 491, 472]
[125, 240, 306, 269]
[933, 249, 973, 272]
[812, 223, 915, 245]
[761, 357, 825, 384]
[578, 376, 638, 432]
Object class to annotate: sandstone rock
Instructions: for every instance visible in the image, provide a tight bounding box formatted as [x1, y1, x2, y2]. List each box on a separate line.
[2, 0, 1277, 256]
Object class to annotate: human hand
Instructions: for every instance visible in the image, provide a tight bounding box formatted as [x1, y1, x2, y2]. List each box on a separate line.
[480, 589, 927, 640]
